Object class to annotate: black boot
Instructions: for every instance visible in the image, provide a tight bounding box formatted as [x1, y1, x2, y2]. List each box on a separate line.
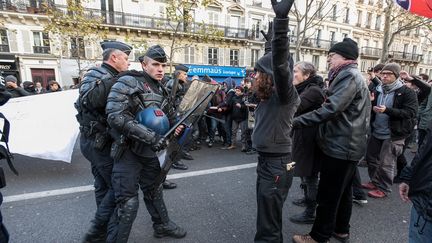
[172, 161, 188, 170]
[292, 181, 307, 207]
[289, 200, 316, 224]
[153, 221, 187, 238]
[82, 221, 107, 243]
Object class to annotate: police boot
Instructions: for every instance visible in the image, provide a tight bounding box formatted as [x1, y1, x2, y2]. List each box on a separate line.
[115, 196, 139, 243]
[82, 221, 107, 243]
[153, 220, 187, 239]
[289, 199, 316, 224]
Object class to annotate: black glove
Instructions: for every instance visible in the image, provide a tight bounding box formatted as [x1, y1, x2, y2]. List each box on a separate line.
[271, 0, 295, 18]
[260, 21, 273, 42]
[261, 22, 273, 55]
[151, 136, 167, 152]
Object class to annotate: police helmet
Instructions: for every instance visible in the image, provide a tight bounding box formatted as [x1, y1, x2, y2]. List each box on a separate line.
[136, 107, 170, 135]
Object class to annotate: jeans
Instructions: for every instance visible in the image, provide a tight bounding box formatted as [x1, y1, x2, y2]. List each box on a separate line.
[409, 206, 432, 243]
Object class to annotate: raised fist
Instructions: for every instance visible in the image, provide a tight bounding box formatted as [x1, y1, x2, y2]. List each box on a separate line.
[271, 0, 295, 18]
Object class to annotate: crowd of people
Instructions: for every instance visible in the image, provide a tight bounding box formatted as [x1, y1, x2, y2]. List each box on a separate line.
[1, 74, 65, 98]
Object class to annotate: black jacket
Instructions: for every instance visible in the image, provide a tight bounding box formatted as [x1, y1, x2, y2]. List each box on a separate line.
[292, 75, 325, 177]
[293, 64, 371, 162]
[75, 63, 118, 135]
[230, 94, 247, 122]
[399, 123, 432, 222]
[251, 17, 300, 154]
[370, 85, 418, 140]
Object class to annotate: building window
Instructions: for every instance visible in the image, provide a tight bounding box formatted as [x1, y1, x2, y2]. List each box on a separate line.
[357, 10, 362, 27]
[0, 29, 9, 52]
[252, 0, 262, 7]
[312, 55, 320, 70]
[375, 15, 382, 30]
[365, 12, 372, 28]
[208, 11, 219, 26]
[33, 32, 50, 54]
[408, 66, 415, 74]
[208, 47, 218, 65]
[252, 19, 261, 39]
[329, 31, 335, 44]
[251, 49, 259, 67]
[361, 60, 367, 72]
[230, 49, 239, 66]
[344, 8, 350, 23]
[332, 5, 337, 21]
[71, 37, 85, 58]
[184, 46, 194, 64]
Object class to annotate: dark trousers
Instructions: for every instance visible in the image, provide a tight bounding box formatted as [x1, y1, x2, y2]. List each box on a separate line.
[0, 192, 8, 243]
[225, 115, 233, 146]
[108, 150, 170, 242]
[80, 135, 113, 206]
[255, 155, 293, 243]
[309, 152, 357, 242]
[111, 150, 169, 223]
[80, 135, 116, 225]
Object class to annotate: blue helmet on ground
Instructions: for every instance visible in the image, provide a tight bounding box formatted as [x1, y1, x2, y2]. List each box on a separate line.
[136, 107, 170, 135]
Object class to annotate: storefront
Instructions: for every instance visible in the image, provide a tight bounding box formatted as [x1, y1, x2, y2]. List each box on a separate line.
[186, 65, 246, 85]
[0, 54, 20, 84]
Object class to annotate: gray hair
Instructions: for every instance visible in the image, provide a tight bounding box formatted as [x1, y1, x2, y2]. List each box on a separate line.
[102, 48, 123, 61]
[295, 61, 317, 77]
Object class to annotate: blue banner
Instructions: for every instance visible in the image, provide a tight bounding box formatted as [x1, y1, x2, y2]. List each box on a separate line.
[187, 65, 246, 78]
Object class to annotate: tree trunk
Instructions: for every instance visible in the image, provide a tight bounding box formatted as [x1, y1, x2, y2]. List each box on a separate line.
[380, 3, 392, 63]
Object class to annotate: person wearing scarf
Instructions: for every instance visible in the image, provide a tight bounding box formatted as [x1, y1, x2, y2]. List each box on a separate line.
[292, 38, 371, 243]
[289, 62, 325, 225]
[361, 63, 418, 199]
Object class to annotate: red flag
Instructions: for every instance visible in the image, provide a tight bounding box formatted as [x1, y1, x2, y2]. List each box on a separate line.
[396, 0, 432, 18]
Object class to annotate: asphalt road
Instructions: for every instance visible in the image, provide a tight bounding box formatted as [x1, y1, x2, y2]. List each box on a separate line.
[1, 140, 412, 243]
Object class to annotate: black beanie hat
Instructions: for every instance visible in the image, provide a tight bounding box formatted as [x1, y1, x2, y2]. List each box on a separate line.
[328, 38, 359, 60]
[254, 52, 273, 77]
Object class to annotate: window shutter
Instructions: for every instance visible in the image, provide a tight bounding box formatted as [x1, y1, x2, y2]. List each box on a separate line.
[7, 30, 18, 52]
[239, 49, 245, 67]
[21, 30, 32, 53]
[202, 46, 208, 64]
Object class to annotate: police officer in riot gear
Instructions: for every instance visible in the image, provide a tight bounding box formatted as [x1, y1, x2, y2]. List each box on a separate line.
[106, 45, 186, 242]
[75, 40, 132, 242]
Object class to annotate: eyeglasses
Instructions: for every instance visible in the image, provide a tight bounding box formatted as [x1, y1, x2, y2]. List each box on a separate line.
[380, 72, 394, 76]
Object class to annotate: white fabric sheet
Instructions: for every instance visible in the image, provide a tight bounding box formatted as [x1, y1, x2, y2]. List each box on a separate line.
[0, 90, 80, 162]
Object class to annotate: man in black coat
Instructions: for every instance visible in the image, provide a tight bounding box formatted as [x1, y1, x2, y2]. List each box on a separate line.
[399, 123, 432, 242]
[292, 38, 371, 243]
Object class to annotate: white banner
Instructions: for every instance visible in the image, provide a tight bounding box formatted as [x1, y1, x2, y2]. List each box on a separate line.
[0, 90, 80, 163]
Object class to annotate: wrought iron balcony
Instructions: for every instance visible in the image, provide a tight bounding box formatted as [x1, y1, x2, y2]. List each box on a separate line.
[33, 45, 50, 54]
[361, 47, 381, 58]
[0, 44, 9, 52]
[52, 6, 255, 40]
[295, 38, 336, 50]
[388, 51, 423, 62]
